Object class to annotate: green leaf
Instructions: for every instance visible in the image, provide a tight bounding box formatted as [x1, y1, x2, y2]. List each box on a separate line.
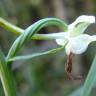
[69, 56, 96, 96]
[8, 46, 65, 61]
[0, 49, 16, 96]
[80, 56, 96, 96]
[6, 18, 68, 62]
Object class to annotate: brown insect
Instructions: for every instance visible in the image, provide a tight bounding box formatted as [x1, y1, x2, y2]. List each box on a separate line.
[65, 52, 82, 80]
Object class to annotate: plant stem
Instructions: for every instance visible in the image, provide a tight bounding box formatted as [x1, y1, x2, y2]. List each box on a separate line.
[0, 17, 67, 40]
[0, 49, 16, 96]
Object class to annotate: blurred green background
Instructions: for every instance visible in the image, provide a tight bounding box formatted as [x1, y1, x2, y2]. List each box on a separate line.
[0, 0, 96, 96]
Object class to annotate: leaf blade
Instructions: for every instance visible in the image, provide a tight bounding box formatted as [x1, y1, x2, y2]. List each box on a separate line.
[8, 46, 65, 61]
[81, 56, 96, 96]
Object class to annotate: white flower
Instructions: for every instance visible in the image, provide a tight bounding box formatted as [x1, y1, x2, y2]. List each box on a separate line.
[56, 15, 96, 55]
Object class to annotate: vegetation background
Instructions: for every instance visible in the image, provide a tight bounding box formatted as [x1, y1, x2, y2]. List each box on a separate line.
[0, 0, 96, 96]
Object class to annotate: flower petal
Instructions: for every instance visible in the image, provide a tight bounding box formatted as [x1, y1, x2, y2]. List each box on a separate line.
[70, 15, 95, 28]
[56, 39, 67, 46]
[66, 34, 96, 54]
[56, 32, 69, 46]
[69, 15, 95, 37]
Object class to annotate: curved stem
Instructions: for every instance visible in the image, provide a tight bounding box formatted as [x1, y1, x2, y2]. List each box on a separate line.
[0, 17, 67, 40]
[0, 49, 16, 96]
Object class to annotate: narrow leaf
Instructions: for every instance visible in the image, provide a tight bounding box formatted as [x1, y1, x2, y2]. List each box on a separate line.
[8, 46, 65, 61]
[0, 49, 16, 96]
[6, 18, 68, 62]
[81, 56, 96, 96]
[69, 56, 96, 96]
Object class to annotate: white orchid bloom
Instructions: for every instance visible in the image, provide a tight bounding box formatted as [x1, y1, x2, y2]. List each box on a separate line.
[56, 15, 96, 55]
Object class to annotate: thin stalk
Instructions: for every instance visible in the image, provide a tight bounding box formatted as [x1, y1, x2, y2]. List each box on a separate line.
[0, 49, 16, 96]
[0, 17, 67, 40]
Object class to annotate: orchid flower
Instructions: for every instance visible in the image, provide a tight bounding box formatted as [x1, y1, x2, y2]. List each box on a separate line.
[56, 15, 96, 55]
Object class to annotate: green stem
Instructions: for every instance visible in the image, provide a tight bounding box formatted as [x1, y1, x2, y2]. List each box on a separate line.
[0, 17, 67, 40]
[0, 49, 16, 96]
[0, 18, 24, 34]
